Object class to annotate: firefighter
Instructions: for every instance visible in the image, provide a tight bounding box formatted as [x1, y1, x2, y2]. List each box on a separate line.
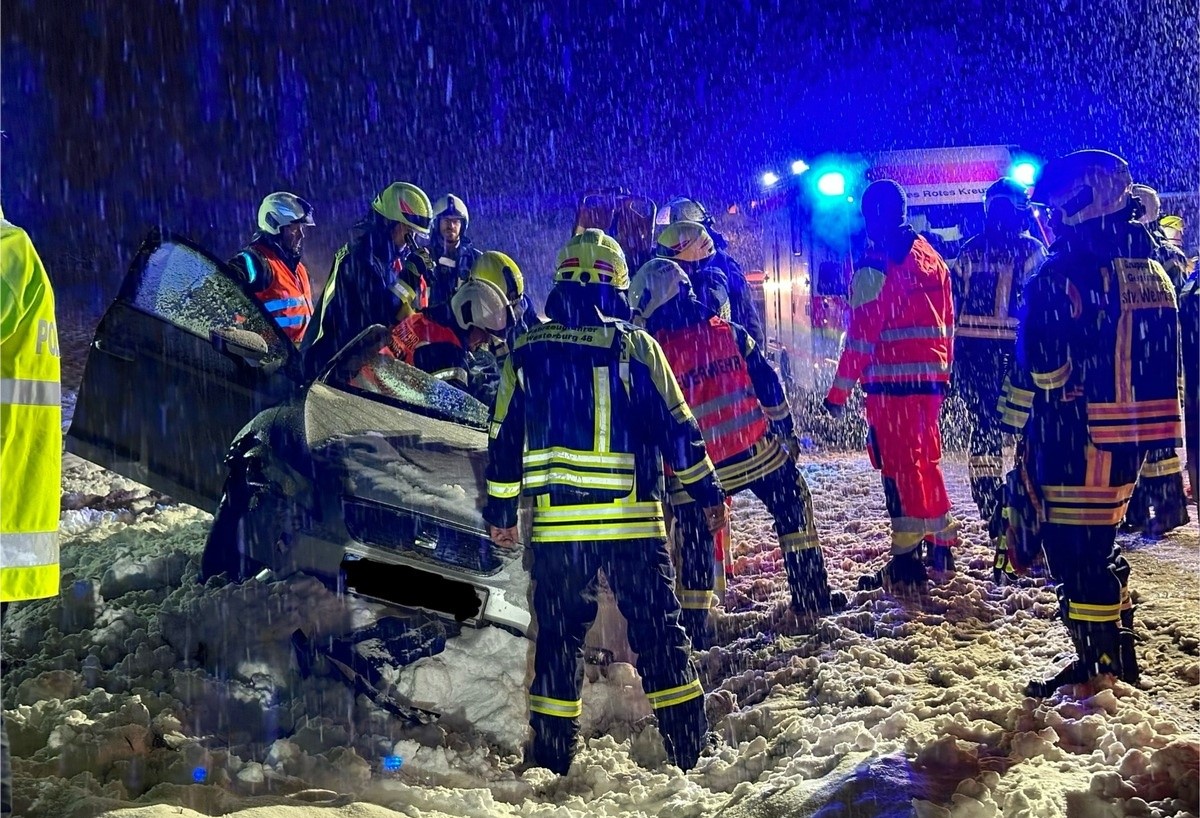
[388, 251, 525, 399]
[426, 194, 482, 308]
[630, 258, 846, 647]
[304, 182, 434, 374]
[1181, 263, 1199, 510]
[822, 180, 957, 590]
[228, 192, 316, 345]
[659, 196, 766, 347]
[1, 207, 62, 815]
[484, 229, 727, 775]
[951, 178, 1048, 526]
[1004, 151, 1181, 695]
[1120, 184, 1190, 536]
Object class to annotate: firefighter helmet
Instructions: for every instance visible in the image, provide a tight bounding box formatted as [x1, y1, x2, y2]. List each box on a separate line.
[629, 258, 690, 322]
[450, 279, 512, 333]
[655, 220, 716, 264]
[1159, 215, 1185, 247]
[554, 229, 629, 289]
[660, 196, 712, 227]
[1033, 150, 1132, 227]
[257, 192, 315, 235]
[469, 251, 524, 303]
[1131, 184, 1161, 224]
[984, 177, 1032, 215]
[432, 194, 470, 232]
[372, 182, 433, 234]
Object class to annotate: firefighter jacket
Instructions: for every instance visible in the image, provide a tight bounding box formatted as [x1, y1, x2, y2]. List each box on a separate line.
[708, 231, 766, 347]
[952, 231, 1047, 344]
[1002, 220, 1181, 451]
[305, 226, 428, 376]
[229, 238, 313, 344]
[1, 219, 61, 602]
[484, 312, 723, 543]
[388, 303, 469, 389]
[1148, 224, 1189, 291]
[1181, 267, 1199, 425]
[426, 235, 482, 308]
[647, 296, 792, 500]
[826, 227, 953, 406]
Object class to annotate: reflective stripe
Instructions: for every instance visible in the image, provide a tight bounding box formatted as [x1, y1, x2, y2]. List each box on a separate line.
[865, 362, 950, 378]
[0, 530, 59, 567]
[524, 449, 635, 469]
[0, 377, 61, 407]
[239, 251, 259, 284]
[846, 338, 874, 353]
[594, 367, 610, 453]
[954, 326, 1017, 341]
[677, 588, 715, 610]
[1006, 387, 1035, 408]
[529, 695, 583, 719]
[275, 315, 306, 327]
[957, 315, 1019, 328]
[1141, 456, 1183, 479]
[780, 531, 819, 553]
[1067, 600, 1122, 623]
[645, 678, 703, 710]
[762, 402, 791, 422]
[263, 296, 306, 312]
[673, 454, 715, 485]
[1032, 360, 1072, 390]
[1041, 485, 1135, 503]
[690, 390, 753, 420]
[832, 376, 856, 392]
[432, 367, 470, 384]
[878, 325, 949, 342]
[523, 471, 633, 490]
[486, 480, 521, 499]
[531, 520, 667, 542]
[1088, 398, 1181, 418]
[704, 411, 766, 444]
[533, 501, 663, 523]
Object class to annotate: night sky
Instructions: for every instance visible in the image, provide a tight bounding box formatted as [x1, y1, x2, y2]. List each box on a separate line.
[2, 0, 1197, 292]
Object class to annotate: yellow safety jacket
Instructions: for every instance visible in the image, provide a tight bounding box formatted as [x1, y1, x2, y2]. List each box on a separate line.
[1, 219, 62, 601]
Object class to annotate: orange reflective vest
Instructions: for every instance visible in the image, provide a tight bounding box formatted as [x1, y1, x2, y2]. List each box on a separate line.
[389, 309, 468, 386]
[239, 242, 313, 344]
[655, 316, 767, 464]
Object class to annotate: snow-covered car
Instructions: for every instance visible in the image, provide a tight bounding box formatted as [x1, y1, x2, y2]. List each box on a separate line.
[67, 230, 529, 636]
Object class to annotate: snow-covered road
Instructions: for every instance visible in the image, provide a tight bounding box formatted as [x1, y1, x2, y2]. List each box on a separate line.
[2, 436, 1197, 817]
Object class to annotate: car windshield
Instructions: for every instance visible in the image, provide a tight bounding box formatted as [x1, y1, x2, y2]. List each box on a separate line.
[344, 348, 489, 431]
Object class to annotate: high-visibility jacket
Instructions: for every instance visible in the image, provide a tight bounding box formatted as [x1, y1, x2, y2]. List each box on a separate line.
[484, 315, 723, 543]
[389, 304, 469, 388]
[952, 231, 1047, 343]
[827, 229, 953, 405]
[1, 220, 61, 602]
[649, 297, 792, 499]
[1006, 220, 1181, 451]
[230, 240, 313, 344]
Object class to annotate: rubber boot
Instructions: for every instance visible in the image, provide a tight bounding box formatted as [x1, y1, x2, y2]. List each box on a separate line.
[1026, 619, 1123, 697]
[784, 549, 847, 614]
[528, 713, 578, 775]
[858, 548, 927, 592]
[655, 693, 708, 771]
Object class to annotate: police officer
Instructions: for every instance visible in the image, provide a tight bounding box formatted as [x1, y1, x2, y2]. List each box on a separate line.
[823, 181, 958, 590]
[630, 258, 846, 647]
[228, 192, 316, 345]
[1006, 151, 1181, 695]
[484, 229, 727, 775]
[951, 178, 1047, 528]
[305, 182, 434, 374]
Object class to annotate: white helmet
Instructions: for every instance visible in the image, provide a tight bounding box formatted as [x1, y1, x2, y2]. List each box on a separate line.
[450, 278, 511, 333]
[629, 258, 691, 323]
[433, 194, 470, 233]
[659, 196, 712, 227]
[1131, 184, 1161, 224]
[257, 192, 315, 234]
[1033, 150, 1133, 228]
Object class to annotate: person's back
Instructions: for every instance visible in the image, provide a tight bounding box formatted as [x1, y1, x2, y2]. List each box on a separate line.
[388, 302, 469, 388]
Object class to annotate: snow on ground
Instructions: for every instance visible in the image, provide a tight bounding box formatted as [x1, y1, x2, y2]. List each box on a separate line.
[3, 433, 1199, 817]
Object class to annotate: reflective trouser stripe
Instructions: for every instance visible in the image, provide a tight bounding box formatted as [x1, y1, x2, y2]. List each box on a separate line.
[890, 514, 956, 552]
[645, 678, 703, 710]
[969, 455, 1005, 480]
[1141, 455, 1183, 479]
[1068, 600, 1122, 623]
[529, 695, 583, 719]
[677, 588, 715, 610]
[0, 530, 59, 566]
[780, 530, 819, 553]
[0, 377, 61, 406]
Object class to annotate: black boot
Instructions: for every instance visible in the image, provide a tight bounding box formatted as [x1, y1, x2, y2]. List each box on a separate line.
[1026, 619, 1123, 697]
[1147, 474, 1191, 536]
[1119, 607, 1140, 685]
[655, 694, 708, 771]
[1121, 482, 1151, 533]
[529, 714, 579, 775]
[858, 548, 927, 592]
[784, 549, 846, 614]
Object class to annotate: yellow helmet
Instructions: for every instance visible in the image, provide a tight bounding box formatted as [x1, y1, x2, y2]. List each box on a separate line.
[469, 250, 524, 303]
[371, 182, 433, 234]
[1033, 150, 1132, 227]
[655, 220, 716, 264]
[629, 258, 690, 323]
[554, 228, 629, 289]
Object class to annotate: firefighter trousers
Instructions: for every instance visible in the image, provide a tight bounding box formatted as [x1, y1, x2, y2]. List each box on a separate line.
[864, 393, 955, 554]
[953, 342, 1010, 520]
[527, 538, 707, 774]
[673, 458, 834, 644]
[1028, 402, 1140, 635]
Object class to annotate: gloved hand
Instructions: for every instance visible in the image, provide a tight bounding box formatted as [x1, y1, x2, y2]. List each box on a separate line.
[822, 398, 844, 419]
[780, 433, 805, 461]
[703, 502, 730, 534]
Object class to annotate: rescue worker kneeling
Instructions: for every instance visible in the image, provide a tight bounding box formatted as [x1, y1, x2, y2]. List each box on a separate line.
[484, 229, 727, 775]
[387, 251, 524, 401]
[630, 259, 847, 647]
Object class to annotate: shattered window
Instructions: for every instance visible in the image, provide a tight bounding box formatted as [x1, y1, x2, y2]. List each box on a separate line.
[346, 348, 489, 430]
[130, 241, 289, 367]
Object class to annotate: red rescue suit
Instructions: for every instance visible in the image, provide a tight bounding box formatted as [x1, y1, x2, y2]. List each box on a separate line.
[826, 229, 955, 553]
[388, 303, 470, 388]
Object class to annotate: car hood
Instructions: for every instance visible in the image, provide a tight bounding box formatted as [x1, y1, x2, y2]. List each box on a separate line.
[303, 382, 489, 535]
